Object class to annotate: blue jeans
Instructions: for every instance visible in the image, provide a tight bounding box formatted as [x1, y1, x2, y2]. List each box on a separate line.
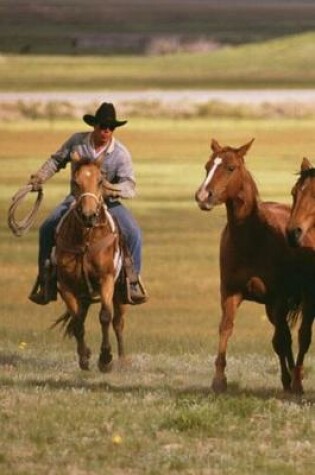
[38, 195, 142, 280]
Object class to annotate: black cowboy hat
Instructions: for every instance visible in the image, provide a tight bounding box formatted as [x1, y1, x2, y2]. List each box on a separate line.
[83, 102, 127, 128]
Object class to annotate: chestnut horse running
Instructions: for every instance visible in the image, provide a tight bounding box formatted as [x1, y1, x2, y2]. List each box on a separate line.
[286, 157, 315, 392]
[54, 153, 127, 372]
[195, 139, 303, 393]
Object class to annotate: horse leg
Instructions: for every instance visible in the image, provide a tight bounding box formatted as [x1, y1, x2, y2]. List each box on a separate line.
[60, 288, 91, 370]
[98, 275, 115, 373]
[112, 298, 127, 361]
[292, 296, 314, 394]
[273, 323, 293, 392]
[212, 292, 242, 393]
[266, 301, 294, 392]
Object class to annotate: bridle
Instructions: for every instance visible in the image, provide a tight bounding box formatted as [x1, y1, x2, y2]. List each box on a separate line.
[73, 190, 104, 228]
[78, 192, 102, 205]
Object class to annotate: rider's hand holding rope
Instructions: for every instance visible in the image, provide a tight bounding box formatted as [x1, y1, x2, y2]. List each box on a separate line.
[8, 174, 44, 237]
[28, 174, 43, 192]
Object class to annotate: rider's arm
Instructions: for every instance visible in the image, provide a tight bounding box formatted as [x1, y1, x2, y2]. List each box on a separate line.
[29, 134, 80, 187]
[111, 146, 136, 199]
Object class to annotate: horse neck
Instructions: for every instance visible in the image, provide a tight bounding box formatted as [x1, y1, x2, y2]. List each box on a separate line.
[57, 209, 87, 246]
[226, 169, 260, 226]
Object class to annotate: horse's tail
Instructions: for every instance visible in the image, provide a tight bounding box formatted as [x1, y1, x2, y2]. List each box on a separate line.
[50, 310, 75, 338]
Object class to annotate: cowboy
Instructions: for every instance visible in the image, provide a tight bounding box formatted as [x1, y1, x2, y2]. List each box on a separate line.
[28, 102, 147, 305]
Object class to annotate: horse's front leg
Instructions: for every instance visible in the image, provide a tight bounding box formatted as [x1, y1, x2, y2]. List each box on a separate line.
[59, 287, 91, 370]
[265, 300, 295, 392]
[292, 294, 315, 394]
[98, 274, 115, 373]
[212, 292, 242, 393]
[113, 296, 127, 361]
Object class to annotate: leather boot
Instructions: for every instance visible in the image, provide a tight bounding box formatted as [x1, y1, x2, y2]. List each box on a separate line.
[128, 276, 148, 305]
[28, 278, 51, 305]
[28, 260, 57, 305]
[29, 286, 51, 305]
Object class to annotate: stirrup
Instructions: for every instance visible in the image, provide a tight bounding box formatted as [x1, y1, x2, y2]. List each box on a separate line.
[125, 276, 148, 305]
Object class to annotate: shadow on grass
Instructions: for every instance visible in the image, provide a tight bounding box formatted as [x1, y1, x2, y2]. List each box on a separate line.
[1, 350, 314, 405]
[0, 351, 21, 367]
[0, 350, 65, 369]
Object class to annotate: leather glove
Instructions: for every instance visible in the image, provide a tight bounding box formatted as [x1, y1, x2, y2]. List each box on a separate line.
[102, 179, 122, 198]
[28, 174, 43, 192]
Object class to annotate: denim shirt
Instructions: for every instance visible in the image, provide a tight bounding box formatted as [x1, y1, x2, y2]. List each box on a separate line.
[35, 132, 136, 199]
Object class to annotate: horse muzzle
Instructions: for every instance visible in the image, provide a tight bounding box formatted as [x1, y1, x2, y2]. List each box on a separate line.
[81, 211, 99, 228]
[195, 189, 215, 211]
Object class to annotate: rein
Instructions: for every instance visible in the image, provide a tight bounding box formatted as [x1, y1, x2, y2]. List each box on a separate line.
[78, 192, 101, 203]
[8, 184, 44, 237]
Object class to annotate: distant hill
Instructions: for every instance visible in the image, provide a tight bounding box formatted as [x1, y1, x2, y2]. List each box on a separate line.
[0, 0, 315, 55]
[1, 32, 315, 91]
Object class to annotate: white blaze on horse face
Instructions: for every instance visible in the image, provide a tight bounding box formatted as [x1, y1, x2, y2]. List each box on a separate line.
[204, 157, 223, 187]
[197, 157, 222, 201]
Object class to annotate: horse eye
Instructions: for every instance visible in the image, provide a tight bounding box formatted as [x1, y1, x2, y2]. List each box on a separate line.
[227, 165, 235, 172]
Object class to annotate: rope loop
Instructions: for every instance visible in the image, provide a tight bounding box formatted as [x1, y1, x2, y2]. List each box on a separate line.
[8, 184, 44, 237]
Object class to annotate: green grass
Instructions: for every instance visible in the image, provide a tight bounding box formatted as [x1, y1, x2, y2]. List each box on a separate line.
[1, 32, 315, 90]
[0, 117, 314, 474]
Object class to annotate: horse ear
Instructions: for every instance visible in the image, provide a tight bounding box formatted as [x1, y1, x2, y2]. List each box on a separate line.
[211, 139, 222, 153]
[301, 157, 312, 171]
[70, 150, 81, 162]
[236, 138, 255, 157]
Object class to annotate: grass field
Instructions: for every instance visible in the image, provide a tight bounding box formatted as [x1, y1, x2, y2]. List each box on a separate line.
[0, 116, 314, 474]
[1, 32, 315, 91]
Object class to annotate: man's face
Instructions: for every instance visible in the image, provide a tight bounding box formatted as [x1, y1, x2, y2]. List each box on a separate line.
[93, 124, 114, 146]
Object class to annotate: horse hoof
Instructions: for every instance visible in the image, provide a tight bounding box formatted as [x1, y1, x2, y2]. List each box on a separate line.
[79, 348, 91, 371]
[98, 359, 113, 373]
[291, 367, 304, 395]
[212, 376, 227, 394]
[98, 352, 113, 373]
[282, 377, 292, 392]
[283, 386, 292, 394]
[291, 381, 304, 395]
[79, 359, 90, 371]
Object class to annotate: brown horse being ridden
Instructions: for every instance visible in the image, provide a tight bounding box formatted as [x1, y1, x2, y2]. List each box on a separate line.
[195, 138, 303, 393]
[286, 157, 315, 392]
[54, 152, 129, 372]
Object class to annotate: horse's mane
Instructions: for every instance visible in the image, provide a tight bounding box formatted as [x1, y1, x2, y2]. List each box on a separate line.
[244, 168, 260, 199]
[300, 168, 315, 181]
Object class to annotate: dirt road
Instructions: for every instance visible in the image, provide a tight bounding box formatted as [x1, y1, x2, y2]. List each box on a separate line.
[1, 89, 315, 105]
